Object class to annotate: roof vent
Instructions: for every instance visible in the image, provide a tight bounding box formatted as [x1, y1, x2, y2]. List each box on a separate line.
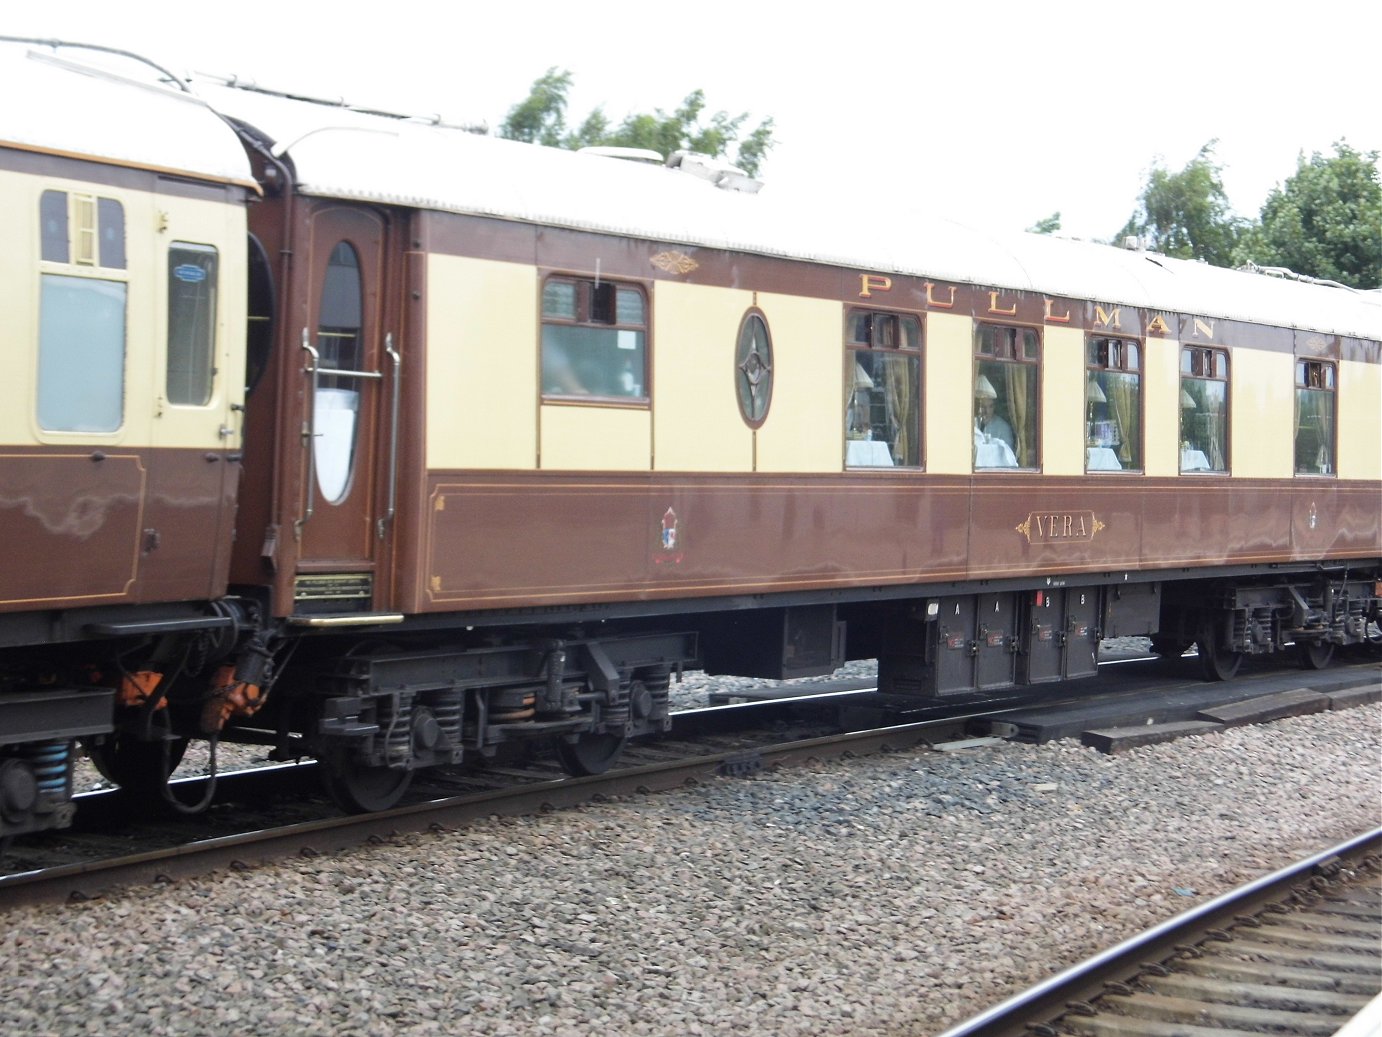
[667, 150, 762, 193]
[1121, 235, 1146, 251]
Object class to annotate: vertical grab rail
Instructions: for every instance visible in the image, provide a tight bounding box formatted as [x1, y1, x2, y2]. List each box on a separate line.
[378, 333, 401, 539]
[299, 329, 320, 534]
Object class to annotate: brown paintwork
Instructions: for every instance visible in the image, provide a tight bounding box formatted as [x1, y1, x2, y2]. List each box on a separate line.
[408, 470, 1381, 614]
[0, 447, 236, 610]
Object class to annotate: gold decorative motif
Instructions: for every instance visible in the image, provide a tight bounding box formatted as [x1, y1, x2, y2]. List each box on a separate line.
[1015, 517, 1032, 540]
[650, 251, 699, 274]
[430, 575, 442, 592]
[435, 496, 446, 511]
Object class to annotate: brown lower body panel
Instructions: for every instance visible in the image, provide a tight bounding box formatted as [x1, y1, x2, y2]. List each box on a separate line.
[417, 471, 1381, 613]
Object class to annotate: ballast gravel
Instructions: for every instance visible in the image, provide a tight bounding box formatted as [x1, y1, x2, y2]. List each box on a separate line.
[6, 696, 1379, 1036]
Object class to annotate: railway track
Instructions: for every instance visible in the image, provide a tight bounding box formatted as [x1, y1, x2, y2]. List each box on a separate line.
[1, 656, 1375, 912]
[938, 828, 1382, 1037]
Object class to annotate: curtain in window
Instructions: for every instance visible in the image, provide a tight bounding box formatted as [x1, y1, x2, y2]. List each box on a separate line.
[1005, 365, 1031, 467]
[1106, 373, 1139, 466]
[884, 353, 918, 465]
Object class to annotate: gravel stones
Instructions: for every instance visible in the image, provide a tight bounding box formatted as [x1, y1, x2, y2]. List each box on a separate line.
[8, 699, 1379, 1037]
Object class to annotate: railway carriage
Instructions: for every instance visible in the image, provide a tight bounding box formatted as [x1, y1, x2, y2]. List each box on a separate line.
[1, 40, 1378, 837]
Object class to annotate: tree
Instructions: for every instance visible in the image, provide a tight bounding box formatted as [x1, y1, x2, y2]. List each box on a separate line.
[1117, 141, 1245, 266]
[1027, 212, 1061, 235]
[1238, 142, 1382, 289]
[499, 69, 775, 177]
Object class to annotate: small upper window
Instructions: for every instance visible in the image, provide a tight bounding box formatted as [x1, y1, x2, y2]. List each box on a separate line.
[541, 277, 648, 401]
[1085, 336, 1141, 472]
[1180, 346, 1228, 473]
[39, 191, 125, 269]
[845, 310, 921, 467]
[974, 324, 1039, 469]
[1294, 360, 1335, 476]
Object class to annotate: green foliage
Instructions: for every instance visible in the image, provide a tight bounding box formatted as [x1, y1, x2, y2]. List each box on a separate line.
[1027, 212, 1061, 235]
[1117, 142, 1245, 265]
[1237, 141, 1382, 289]
[498, 70, 775, 177]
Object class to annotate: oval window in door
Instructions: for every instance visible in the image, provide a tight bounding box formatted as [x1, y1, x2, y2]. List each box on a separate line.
[315, 242, 362, 504]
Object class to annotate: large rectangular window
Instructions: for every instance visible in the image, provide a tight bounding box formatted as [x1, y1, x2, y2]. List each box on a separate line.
[845, 309, 921, 467]
[1085, 336, 1141, 471]
[974, 324, 1039, 469]
[1294, 360, 1335, 475]
[38, 275, 127, 432]
[1180, 346, 1228, 473]
[167, 243, 218, 405]
[541, 277, 647, 402]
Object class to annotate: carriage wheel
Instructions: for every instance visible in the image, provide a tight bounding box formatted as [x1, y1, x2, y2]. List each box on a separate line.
[320, 752, 413, 813]
[554, 732, 627, 777]
[85, 733, 188, 792]
[1295, 639, 1335, 670]
[1197, 624, 1242, 681]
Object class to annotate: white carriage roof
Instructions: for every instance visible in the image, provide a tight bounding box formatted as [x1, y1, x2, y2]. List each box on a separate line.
[198, 81, 1382, 342]
[0, 44, 252, 186]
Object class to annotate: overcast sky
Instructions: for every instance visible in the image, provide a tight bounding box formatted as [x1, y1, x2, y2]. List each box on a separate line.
[7, 1, 1379, 241]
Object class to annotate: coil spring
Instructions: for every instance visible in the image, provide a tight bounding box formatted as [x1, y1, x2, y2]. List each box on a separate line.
[20, 740, 71, 795]
[377, 696, 413, 765]
[428, 690, 464, 746]
[640, 669, 672, 719]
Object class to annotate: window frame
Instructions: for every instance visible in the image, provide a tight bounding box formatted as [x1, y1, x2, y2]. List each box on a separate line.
[36, 190, 129, 436]
[844, 308, 923, 469]
[1084, 335, 1143, 473]
[1293, 359, 1336, 477]
[165, 241, 219, 407]
[973, 322, 1041, 471]
[540, 274, 650, 406]
[1179, 346, 1230, 475]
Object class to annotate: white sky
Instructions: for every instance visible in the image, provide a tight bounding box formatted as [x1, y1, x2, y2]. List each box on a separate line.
[6, 1, 1379, 241]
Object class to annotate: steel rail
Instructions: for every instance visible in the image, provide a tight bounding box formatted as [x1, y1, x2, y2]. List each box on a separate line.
[0, 712, 977, 911]
[934, 827, 1382, 1037]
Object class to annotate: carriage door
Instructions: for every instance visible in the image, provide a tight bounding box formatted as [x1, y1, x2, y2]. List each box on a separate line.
[295, 205, 396, 612]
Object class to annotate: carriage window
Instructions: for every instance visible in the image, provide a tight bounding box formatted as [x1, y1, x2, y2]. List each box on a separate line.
[38, 276, 127, 432]
[845, 310, 921, 467]
[1180, 347, 1228, 473]
[735, 310, 774, 428]
[37, 192, 128, 432]
[166, 244, 218, 406]
[1294, 360, 1335, 476]
[974, 324, 1039, 469]
[1085, 336, 1141, 472]
[541, 276, 648, 402]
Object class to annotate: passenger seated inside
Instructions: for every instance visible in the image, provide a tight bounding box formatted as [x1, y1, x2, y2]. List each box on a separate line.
[974, 375, 1018, 467]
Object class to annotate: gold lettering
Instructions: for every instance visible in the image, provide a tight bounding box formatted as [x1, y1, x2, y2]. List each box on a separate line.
[859, 274, 892, 298]
[1146, 314, 1171, 335]
[1093, 306, 1121, 329]
[1044, 298, 1072, 323]
[988, 291, 1017, 316]
[1034, 515, 1046, 537]
[1062, 515, 1073, 537]
[1076, 514, 1088, 536]
[1193, 317, 1215, 339]
[924, 282, 957, 308]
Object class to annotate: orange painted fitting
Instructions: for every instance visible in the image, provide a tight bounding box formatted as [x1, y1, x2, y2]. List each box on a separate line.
[119, 670, 165, 709]
[200, 665, 264, 733]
